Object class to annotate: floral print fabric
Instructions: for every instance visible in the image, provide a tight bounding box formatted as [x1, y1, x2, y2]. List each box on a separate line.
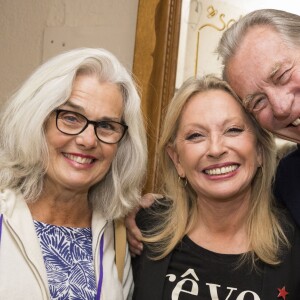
[34, 220, 97, 300]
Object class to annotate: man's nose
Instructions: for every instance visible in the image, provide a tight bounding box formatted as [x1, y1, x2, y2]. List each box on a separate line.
[269, 90, 293, 120]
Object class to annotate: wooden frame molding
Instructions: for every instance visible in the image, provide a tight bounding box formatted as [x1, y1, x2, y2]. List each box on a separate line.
[133, 0, 182, 192]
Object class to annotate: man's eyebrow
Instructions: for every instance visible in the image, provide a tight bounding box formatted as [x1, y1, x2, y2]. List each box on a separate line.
[269, 63, 281, 80]
[243, 63, 282, 110]
[243, 94, 255, 109]
[243, 93, 263, 110]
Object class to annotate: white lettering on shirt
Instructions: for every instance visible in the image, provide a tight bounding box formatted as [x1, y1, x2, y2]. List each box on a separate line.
[166, 268, 261, 300]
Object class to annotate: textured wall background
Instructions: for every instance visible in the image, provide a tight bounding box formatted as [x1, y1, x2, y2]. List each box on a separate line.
[0, 0, 139, 106]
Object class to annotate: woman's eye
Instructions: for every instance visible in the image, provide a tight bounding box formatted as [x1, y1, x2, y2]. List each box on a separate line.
[186, 132, 204, 141]
[98, 121, 117, 132]
[62, 113, 80, 123]
[226, 127, 244, 135]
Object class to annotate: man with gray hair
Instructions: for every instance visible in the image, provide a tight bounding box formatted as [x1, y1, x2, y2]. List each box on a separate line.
[217, 8, 300, 226]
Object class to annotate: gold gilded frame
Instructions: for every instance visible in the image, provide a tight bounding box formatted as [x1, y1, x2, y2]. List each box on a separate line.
[133, 0, 182, 192]
[194, 5, 237, 76]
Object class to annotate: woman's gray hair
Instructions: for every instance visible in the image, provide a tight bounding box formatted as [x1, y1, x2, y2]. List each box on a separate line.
[0, 48, 147, 219]
[217, 9, 300, 79]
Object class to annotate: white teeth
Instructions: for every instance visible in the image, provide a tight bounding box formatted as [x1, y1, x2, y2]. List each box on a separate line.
[204, 165, 238, 175]
[64, 153, 93, 164]
[292, 118, 300, 126]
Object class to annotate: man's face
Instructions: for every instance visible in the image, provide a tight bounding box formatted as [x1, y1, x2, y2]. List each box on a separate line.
[226, 25, 300, 143]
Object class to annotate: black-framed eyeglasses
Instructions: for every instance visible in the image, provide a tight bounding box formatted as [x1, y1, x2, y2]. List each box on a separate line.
[55, 109, 128, 144]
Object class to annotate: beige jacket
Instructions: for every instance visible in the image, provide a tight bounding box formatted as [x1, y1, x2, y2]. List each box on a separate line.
[0, 189, 133, 299]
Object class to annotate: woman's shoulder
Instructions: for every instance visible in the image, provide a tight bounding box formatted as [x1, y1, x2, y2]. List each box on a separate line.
[0, 189, 25, 214]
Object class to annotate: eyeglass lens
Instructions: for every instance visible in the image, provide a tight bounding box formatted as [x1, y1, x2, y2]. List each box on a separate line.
[56, 109, 127, 144]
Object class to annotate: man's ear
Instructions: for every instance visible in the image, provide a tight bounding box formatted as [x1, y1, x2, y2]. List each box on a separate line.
[166, 144, 185, 178]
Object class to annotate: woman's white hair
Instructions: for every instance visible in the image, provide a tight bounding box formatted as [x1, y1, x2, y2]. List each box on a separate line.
[0, 48, 147, 219]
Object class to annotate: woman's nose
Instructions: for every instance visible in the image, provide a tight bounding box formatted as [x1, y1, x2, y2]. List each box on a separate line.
[207, 136, 227, 158]
[76, 124, 98, 148]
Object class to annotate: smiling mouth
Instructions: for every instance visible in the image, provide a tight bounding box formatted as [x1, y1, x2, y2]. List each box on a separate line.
[291, 118, 300, 127]
[63, 153, 95, 164]
[204, 164, 239, 176]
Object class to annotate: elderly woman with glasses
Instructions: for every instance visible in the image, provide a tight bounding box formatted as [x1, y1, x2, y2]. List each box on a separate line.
[0, 48, 147, 300]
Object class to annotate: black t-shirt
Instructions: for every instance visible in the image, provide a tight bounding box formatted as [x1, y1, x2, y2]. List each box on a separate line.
[163, 235, 263, 300]
[133, 203, 300, 300]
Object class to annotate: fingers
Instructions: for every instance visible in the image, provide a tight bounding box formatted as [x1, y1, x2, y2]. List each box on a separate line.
[125, 209, 143, 257]
[127, 228, 143, 257]
[140, 193, 163, 208]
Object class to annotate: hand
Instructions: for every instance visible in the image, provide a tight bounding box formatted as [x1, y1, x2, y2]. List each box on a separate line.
[125, 193, 162, 257]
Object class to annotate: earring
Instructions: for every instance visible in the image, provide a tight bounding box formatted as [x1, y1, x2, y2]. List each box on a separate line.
[178, 176, 187, 187]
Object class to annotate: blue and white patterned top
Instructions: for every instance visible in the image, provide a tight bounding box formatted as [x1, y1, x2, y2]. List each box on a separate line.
[34, 220, 97, 300]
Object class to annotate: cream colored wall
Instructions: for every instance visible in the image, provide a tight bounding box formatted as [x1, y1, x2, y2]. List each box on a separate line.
[177, 0, 300, 88]
[0, 0, 139, 106]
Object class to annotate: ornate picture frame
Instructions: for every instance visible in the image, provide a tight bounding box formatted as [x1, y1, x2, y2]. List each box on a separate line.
[133, 0, 182, 192]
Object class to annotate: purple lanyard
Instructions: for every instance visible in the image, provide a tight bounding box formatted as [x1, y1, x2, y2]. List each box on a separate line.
[96, 233, 104, 300]
[0, 214, 104, 300]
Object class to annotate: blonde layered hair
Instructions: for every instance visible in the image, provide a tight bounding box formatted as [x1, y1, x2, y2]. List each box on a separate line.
[0, 48, 147, 219]
[144, 75, 289, 266]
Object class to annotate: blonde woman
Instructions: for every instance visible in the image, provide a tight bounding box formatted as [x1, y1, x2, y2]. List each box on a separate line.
[132, 76, 300, 299]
